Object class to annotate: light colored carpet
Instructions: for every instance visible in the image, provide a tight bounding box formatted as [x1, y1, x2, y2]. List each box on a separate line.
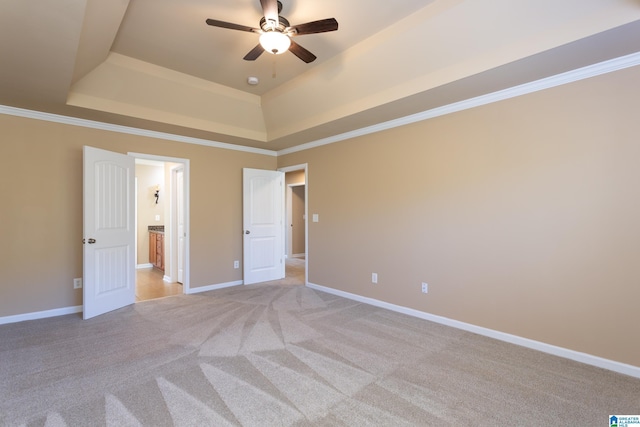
[0, 282, 638, 426]
[260, 257, 305, 286]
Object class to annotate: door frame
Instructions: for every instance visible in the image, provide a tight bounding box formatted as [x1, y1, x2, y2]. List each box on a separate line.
[279, 163, 308, 285]
[129, 152, 190, 294]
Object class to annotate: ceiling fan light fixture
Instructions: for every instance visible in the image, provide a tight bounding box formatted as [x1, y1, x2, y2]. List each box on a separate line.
[259, 31, 291, 54]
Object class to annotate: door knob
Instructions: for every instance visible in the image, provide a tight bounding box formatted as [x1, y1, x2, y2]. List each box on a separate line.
[245, 230, 250, 234]
[88, 238, 96, 244]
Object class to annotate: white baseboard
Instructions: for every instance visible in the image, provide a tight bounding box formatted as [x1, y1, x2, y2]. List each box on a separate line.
[0, 305, 83, 325]
[187, 280, 243, 294]
[306, 282, 640, 379]
[6, 282, 637, 379]
[136, 263, 153, 269]
[0, 279, 244, 324]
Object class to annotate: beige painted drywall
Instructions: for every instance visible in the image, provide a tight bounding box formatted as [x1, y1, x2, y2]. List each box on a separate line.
[0, 115, 275, 317]
[136, 164, 165, 265]
[2, 62, 640, 371]
[278, 65, 640, 368]
[285, 170, 305, 186]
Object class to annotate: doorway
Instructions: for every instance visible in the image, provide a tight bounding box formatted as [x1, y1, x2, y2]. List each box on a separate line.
[280, 164, 308, 285]
[287, 184, 305, 259]
[132, 153, 190, 301]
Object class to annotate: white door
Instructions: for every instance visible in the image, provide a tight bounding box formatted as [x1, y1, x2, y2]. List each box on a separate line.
[176, 167, 185, 283]
[243, 168, 285, 285]
[83, 146, 135, 319]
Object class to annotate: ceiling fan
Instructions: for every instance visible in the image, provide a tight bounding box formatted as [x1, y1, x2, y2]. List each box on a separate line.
[206, 0, 338, 63]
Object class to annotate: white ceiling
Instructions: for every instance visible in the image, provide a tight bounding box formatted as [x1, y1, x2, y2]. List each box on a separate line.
[2, 0, 640, 151]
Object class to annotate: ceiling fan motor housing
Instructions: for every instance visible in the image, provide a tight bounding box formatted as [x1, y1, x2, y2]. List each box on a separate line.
[259, 16, 290, 33]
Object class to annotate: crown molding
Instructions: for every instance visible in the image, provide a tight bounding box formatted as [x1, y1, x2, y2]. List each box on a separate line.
[0, 105, 277, 157]
[3, 51, 640, 158]
[277, 51, 640, 156]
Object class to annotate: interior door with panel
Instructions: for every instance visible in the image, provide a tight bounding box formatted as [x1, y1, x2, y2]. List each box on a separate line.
[243, 168, 285, 285]
[83, 146, 135, 319]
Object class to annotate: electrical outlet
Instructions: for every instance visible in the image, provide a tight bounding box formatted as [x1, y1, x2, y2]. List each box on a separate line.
[73, 278, 83, 289]
[421, 282, 428, 293]
[234, 260, 240, 269]
[372, 273, 378, 284]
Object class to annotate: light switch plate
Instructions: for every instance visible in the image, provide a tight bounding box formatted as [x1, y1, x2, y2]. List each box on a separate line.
[312, 214, 319, 222]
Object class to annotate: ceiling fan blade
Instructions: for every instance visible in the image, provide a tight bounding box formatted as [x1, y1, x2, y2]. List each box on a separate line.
[289, 40, 316, 63]
[243, 44, 265, 61]
[289, 18, 338, 35]
[260, 0, 279, 28]
[206, 19, 259, 33]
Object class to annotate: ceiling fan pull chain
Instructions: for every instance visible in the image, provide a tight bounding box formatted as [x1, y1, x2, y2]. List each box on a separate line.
[272, 57, 277, 79]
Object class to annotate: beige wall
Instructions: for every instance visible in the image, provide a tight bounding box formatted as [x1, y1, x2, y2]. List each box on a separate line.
[0, 115, 276, 317]
[136, 164, 165, 265]
[2, 63, 639, 369]
[285, 170, 305, 186]
[278, 65, 640, 368]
